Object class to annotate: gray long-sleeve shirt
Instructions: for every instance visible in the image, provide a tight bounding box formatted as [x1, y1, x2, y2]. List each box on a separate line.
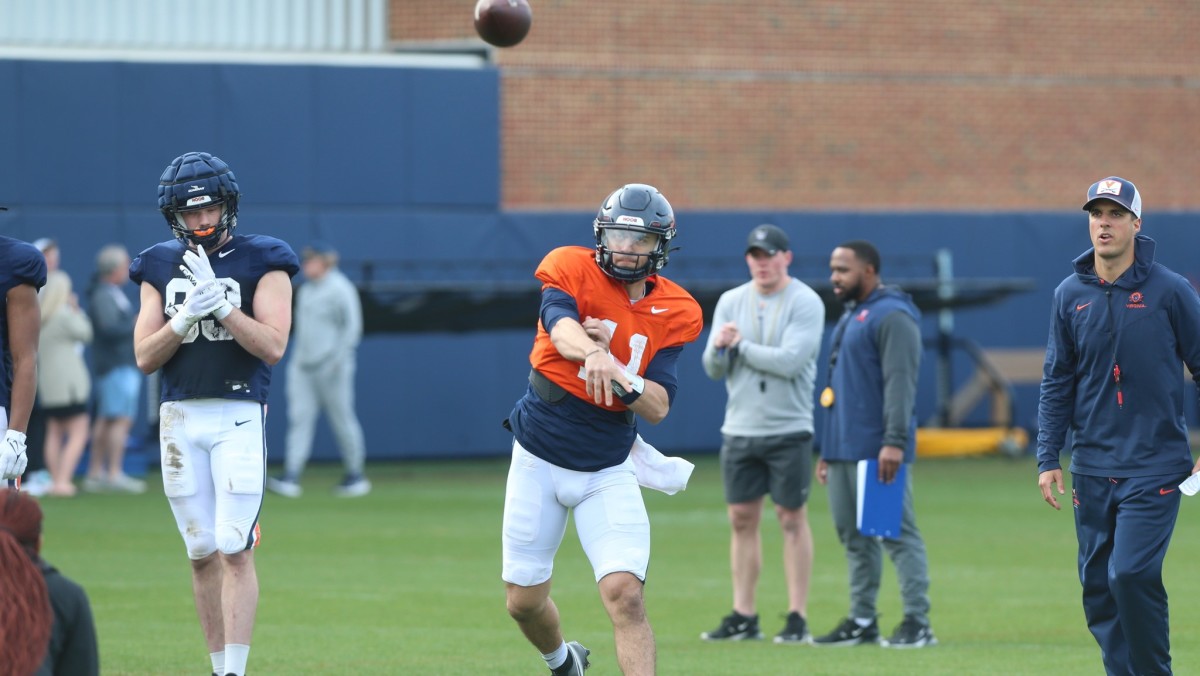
[292, 267, 363, 369]
[701, 278, 824, 437]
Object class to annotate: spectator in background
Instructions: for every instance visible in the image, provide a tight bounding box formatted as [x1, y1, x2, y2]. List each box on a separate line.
[267, 242, 369, 498]
[23, 238, 60, 496]
[85, 244, 145, 495]
[699, 224, 824, 644]
[813, 240, 936, 649]
[0, 488, 100, 675]
[37, 271, 93, 497]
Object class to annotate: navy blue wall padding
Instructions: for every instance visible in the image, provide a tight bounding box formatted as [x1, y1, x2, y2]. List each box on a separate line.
[3, 57, 1199, 463]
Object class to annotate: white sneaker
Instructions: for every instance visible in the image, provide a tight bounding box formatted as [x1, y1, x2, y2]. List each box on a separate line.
[23, 470, 52, 497]
[82, 476, 110, 493]
[108, 473, 148, 494]
[332, 475, 371, 498]
[266, 475, 303, 498]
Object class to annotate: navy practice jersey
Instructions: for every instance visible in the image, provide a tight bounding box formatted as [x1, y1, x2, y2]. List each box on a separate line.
[0, 237, 47, 411]
[130, 234, 299, 404]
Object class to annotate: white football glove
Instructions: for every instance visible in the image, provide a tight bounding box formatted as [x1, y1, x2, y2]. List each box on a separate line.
[182, 245, 216, 285]
[0, 429, 28, 480]
[180, 246, 234, 321]
[170, 280, 228, 336]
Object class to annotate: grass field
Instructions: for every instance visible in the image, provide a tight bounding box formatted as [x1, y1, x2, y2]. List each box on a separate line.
[39, 452, 1200, 675]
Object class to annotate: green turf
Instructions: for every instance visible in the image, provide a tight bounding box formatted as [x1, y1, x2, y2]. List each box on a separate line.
[39, 453, 1200, 674]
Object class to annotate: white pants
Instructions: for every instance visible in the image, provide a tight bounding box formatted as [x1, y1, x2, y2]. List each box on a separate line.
[159, 399, 266, 559]
[502, 440, 650, 587]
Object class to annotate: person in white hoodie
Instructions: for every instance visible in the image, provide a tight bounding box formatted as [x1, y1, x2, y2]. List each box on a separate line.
[267, 242, 369, 498]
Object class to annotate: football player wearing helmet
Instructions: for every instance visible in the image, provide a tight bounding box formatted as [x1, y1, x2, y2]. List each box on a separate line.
[0, 207, 47, 486]
[502, 184, 704, 675]
[131, 152, 299, 676]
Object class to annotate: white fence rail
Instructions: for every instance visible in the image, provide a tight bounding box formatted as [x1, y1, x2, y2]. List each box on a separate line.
[0, 0, 389, 53]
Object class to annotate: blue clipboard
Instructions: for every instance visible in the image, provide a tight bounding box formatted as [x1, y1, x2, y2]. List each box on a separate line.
[856, 459, 906, 539]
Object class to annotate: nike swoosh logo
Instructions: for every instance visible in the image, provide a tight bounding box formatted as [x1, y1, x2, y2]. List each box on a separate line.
[219, 249, 236, 258]
[1076, 302, 1091, 311]
[235, 419, 251, 427]
[1160, 487, 1177, 495]
[650, 306, 668, 314]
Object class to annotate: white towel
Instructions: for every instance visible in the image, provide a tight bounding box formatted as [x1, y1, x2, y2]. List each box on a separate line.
[630, 434, 694, 495]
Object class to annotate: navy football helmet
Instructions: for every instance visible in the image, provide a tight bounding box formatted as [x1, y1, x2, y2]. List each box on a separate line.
[158, 152, 240, 249]
[593, 183, 676, 282]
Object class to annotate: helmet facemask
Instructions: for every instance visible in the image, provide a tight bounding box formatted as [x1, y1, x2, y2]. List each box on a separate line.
[594, 223, 671, 282]
[167, 199, 238, 250]
[592, 184, 676, 282]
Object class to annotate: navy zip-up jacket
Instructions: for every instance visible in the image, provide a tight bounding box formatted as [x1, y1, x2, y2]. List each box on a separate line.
[822, 285, 922, 463]
[1037, 235, 1200, 478]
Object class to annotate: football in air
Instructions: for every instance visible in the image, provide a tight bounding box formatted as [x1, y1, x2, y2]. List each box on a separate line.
[474, 0, 532, 48]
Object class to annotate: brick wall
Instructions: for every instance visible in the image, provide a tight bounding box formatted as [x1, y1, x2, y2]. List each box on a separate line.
[392, 1, 1200, 211]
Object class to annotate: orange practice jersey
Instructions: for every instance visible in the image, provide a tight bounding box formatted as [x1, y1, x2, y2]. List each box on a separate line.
[529, 246, 703, 410]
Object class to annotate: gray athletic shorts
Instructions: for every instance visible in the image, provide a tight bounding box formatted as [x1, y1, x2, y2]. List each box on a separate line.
[719, 431, 813, 509]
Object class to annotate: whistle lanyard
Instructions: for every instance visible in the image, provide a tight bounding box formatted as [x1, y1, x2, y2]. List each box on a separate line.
[747, 287, 787, 392]
[748, 288, 787, 347]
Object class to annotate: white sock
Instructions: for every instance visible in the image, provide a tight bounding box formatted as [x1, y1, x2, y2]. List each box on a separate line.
[542, 642, 568, 670]
[854, 617, 874, 627]
[210, 650, 225, 674]
[224, 644, 250, 676]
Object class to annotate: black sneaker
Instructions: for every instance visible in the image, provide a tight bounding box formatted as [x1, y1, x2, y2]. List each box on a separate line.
[700, 609, 763, 643]
[773, 611, 810, 644]
[550, 640, 590, 675]
[812, 617, 879, 646]
[881, 615, 937, 648]
[700, 611, 763, 641]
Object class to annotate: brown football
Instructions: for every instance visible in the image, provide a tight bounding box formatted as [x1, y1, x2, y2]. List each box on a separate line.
[474, 0, 532, 48]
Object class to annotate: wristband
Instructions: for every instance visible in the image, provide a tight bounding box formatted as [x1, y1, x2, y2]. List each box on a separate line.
[212, 299, 234, 320]
[612, 372, 645, 405]
[618, 389, 642, 406]
[169, 312, 196, 337]
[584, 348, 604, 361]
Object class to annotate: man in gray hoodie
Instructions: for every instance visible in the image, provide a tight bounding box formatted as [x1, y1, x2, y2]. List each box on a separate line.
[700, 224, 825, 645]
[267, 242, 369, 498]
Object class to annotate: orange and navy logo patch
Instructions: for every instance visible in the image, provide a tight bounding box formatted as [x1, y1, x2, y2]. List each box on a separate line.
[1127, 291, 1146, 309]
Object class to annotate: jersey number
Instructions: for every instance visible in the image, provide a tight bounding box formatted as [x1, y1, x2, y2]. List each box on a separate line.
[164, 277, 242, 343]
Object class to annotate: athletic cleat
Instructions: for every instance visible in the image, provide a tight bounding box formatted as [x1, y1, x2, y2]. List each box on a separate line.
[881, 615, 938, 648]
[812, 617, 880, 646]
[773, 611, 811, 644]
[551, 640, 590, 675]
[701, 611, 763, 641]
[266, 475, 302, 498]
[332, 474, 371, 497]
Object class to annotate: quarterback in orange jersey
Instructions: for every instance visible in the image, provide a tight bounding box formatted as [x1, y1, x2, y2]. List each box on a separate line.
[502, 184, 702, 676]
